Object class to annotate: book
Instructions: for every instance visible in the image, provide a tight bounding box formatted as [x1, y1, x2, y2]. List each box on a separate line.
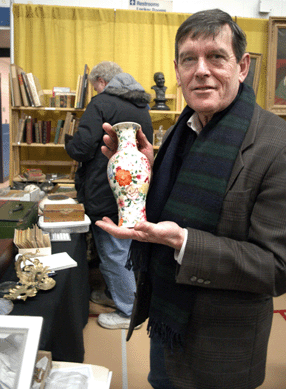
[21, 71, 34, 106]
[26, 73, 44, 107]
[37, 252, 77, 271]
[52, 86, 70, 96]
[17, 116, 27, 143]
[10, 64, 22, 106]
[59, 112, 74, 144]
[17, 67, 29, 107]
[54, 119, 65, 144]
[34, 122, 40, 143]
[42, 120, 51, 144]
[38, 120, 43, 144]
[74, 75, 81, 108]
[75, 75, 83, 108]
[54, 93, 76, 108]
[25, 116, 34, 144]
[79, 64, 90, 108]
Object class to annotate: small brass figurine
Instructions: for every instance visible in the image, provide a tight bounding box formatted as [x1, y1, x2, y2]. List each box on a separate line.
[151, 72, 170, 111]
[4, 252, 56, 301]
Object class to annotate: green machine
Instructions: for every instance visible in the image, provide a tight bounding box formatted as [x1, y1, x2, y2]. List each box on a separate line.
[0, 201, 39, 239]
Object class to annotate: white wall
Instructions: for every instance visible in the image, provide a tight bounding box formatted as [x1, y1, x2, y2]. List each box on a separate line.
[9, 0, 286, 18]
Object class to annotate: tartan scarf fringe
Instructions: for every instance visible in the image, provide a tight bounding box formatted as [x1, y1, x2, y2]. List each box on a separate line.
[147, 317, 183, 351]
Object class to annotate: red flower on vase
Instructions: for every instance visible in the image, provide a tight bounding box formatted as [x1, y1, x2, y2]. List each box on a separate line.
[115, 169, 132, 186]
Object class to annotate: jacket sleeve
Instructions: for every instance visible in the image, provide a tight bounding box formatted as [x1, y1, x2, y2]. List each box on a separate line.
[176, 129, 286, 297]
[65, 99, 104, 162]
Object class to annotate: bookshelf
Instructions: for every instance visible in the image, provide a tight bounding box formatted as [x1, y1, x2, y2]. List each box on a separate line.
[9, 88, 93, 186]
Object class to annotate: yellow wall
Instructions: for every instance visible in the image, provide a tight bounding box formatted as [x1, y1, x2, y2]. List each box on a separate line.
[13, 4, 268, 108]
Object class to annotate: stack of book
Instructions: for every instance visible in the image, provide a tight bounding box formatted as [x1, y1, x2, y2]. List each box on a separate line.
[49, 87, 76, 108]
[10, 64, 44, 107]
[15, 112, 79, 145]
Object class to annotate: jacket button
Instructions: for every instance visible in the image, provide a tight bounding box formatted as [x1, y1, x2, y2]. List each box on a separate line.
[190, 276, 197, 282]
[204, 280, 211, 285]
[197, 278, 204, 283]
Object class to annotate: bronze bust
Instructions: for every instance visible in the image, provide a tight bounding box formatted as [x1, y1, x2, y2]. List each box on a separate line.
[151, 72, 170, 110]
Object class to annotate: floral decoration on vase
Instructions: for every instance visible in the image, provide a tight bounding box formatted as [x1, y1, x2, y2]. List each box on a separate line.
[107, 122, 151, 227]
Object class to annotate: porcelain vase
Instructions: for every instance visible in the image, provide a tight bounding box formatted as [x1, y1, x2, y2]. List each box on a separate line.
[107, 122, 151, 228]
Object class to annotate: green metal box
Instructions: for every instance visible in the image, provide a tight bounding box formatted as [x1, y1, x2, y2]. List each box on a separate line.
[0, 201, 38, 239]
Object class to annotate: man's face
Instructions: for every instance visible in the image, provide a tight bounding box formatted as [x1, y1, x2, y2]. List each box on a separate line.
[174, 25, 250, 125]
[93, 77, 106, 93]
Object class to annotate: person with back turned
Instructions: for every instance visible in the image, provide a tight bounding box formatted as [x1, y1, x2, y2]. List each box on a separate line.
[65, 61, 153, 330]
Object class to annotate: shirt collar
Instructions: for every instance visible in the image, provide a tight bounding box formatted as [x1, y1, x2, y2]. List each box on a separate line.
[187, 112, 203, 135]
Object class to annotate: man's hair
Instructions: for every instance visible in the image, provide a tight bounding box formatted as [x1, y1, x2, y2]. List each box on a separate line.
[175, 9, 247, 63]
[88, 61, 123, 85]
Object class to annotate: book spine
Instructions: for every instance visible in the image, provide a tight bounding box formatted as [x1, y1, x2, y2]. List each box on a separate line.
[45, 121, 51, 143]
[54, 119, 64, 144]
[26, 117, 33, 144]
[38, 120, 43, 144]
[22, 72, 34, 106]
[42, 121, 47, 144]
[26, 73, 41, 106]
[10, 64, 22, 106]
[34, 122, 40, 143]
[17, 72, 29, 107]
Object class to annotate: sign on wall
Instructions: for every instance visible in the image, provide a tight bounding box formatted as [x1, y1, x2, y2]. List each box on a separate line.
[129, 0, 173, 12]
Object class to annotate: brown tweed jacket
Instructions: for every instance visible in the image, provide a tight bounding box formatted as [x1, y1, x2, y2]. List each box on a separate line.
[128, 103, 286, 389]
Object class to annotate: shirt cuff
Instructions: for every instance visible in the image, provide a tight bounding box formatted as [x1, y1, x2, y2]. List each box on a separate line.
[174, 228, 188, 265]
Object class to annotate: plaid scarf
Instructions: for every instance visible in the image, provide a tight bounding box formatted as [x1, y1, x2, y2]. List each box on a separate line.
[128, 83, 256, 347]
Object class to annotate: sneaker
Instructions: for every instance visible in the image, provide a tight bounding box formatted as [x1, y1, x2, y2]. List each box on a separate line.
[97, 311, 142, 330]
[90, 290, 116, 309]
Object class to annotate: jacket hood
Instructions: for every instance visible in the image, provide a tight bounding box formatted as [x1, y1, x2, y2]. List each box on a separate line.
[103, 73, 151, 107]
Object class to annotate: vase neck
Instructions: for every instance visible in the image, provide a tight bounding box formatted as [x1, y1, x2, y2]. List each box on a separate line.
[116, 127, 137, 151]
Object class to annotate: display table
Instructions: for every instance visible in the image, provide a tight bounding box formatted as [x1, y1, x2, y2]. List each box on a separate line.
[0, 233, 90, 362]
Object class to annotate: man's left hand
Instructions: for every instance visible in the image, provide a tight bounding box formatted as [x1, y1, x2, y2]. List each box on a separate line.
[95, 217, 185, 251]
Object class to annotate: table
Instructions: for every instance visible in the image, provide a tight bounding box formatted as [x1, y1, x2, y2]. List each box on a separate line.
[0, 233, 90, 362]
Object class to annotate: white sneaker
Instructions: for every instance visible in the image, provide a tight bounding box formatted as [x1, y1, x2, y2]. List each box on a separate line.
[97, 311, 142, 330]
[90, 290, 116, 309]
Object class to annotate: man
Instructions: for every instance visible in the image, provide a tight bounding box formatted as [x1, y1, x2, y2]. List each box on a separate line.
[65, 61, 153, 330]
[96, 9, 286, 389]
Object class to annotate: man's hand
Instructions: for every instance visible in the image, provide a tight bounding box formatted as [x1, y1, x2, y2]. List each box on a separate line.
[102, 123, 155, 167]
[95, 217, 185, 251]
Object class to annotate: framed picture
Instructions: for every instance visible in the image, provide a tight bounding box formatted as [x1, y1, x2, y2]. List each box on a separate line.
[266, 17, 286, 114]
[244, 52, 263, 95]
[0, 315, 43, 389]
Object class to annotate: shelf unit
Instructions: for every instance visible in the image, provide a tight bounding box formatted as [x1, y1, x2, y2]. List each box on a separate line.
[9, 105, 85, 186]
[9, 85, 93, 186]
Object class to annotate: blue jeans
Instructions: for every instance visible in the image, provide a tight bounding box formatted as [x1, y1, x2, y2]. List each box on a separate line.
[91, 224, 136, 317]
[148, 335, 177, 389]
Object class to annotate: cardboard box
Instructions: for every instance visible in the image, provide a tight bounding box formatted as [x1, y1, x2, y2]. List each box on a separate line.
[33, 350, 52, 389]
[43, 203, 85, 222]
[0, 188, 41, 202]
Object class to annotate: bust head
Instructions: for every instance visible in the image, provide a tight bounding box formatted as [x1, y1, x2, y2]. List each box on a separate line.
[154, 72, 165, 88]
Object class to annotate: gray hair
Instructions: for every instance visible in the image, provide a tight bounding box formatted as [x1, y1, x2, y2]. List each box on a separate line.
[175, 9, 247, 63]
[88, 61, 123, 85]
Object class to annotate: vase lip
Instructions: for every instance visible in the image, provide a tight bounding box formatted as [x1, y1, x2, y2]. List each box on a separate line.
[112, 121, 141, 131]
